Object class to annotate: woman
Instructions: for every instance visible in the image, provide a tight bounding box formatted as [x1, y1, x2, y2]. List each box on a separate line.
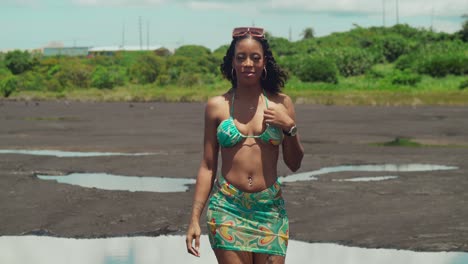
[186, 27, 304, 264]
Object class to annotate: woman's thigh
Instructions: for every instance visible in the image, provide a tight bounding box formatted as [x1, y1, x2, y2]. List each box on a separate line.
[213, 249, 253, 264]
[253, 253, 285, 264]
[213, 249, 285, 264]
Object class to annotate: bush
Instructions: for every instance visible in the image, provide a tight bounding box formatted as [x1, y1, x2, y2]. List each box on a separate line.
[17, 71, 46, 91]
[331, 48, 374, 77]
[277, 55, 301, 77]
[416, 53, 467, 77]
[379, 35, 410, 62]
[44, 78, 63, 92]
[0, 75, 18, 97]
[156, 74, 171, 86]
[296, 55, 338, 84]
[459, 79, 468, 90]
[269, 37, 296, 56]
[366, 68, 386, 79]
[177, 72, 202, 87]
[394, 54, 417, 71]
[390, 70, 422, 86]
[174, 45, 211, 58]
[91, 65, 126, 89]
[56, 59, 93, 88]
[130, 53, 165, 84]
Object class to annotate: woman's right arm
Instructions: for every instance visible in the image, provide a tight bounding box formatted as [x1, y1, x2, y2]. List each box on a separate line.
[186, 97, 220, 257]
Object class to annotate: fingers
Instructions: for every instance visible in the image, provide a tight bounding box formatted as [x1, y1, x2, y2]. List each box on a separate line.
[186, 234, 200, 257]
[195, 235, 201, 256]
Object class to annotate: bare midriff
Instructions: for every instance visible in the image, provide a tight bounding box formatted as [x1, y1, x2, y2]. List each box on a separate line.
[221, 139, 279, 193]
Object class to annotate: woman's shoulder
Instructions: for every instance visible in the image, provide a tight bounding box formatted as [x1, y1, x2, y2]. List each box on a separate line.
[206, 90, 231, 107]
[267, 92, 293, 108]
[205, 90, 232, 117]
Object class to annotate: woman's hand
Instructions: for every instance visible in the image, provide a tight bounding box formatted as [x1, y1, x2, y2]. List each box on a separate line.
[186, 221, 201, 257]
[263, 104, 294, 131]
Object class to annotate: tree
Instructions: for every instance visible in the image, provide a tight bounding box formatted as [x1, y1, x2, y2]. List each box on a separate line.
[460, 14, 468, 42]
[300, 27, 315, 40]
[5, 50, 33, 74]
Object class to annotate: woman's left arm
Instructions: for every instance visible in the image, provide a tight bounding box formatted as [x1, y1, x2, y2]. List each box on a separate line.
[264, 95, 304, 172]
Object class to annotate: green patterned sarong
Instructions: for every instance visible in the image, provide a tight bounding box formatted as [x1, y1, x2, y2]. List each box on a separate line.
[206, 175, 289, 256]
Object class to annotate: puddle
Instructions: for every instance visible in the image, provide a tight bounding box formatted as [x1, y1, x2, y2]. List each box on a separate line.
[280, 164, 458, 183]
[36, 164, 458, 193]
[0, 235, 466, 264]
[37, 173, 196, 193]
[0, 150, 165, 157]
[334, 176, 399, 182]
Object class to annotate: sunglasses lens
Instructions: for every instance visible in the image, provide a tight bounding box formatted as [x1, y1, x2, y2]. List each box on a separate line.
[232, 27, 264, 38]
[233, 28, 248, 37]
[250, 29, 263, 37]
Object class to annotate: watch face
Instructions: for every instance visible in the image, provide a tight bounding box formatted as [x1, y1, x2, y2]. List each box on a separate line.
[290, 126, 297, 136]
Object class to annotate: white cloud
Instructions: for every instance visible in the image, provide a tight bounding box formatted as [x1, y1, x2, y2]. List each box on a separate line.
[71, 0, 165, 7]
[2, 0, 40, 7]
[268, 0, 467, 17]
[186, 1, 231, 10]
[433, 19, 464, 33]
[186, 0, 263, 15]
[8, 0, 465, 17]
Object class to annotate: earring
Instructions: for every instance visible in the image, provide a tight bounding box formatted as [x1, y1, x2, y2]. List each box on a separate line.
[261, 67, 267, 80]
[231, 68, 236, 79]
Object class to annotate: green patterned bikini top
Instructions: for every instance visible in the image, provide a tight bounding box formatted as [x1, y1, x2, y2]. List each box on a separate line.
[217, 90, 283, 148]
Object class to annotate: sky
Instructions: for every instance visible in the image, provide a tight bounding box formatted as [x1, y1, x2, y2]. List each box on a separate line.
[1, 0, 466, 51]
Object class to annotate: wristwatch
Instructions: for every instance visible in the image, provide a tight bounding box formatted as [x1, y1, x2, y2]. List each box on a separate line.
[283, 124, 297, 137]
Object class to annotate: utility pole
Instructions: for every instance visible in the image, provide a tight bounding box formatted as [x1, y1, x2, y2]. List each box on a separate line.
[288, 26, 292, 41]
[139, 16, 143, 50]
[147, 20, 150, 50]
[382, 0, 386, 27]
[122, 21, 125, 48]
[395, 0, 399, 25]
[430, 6, 434, 30]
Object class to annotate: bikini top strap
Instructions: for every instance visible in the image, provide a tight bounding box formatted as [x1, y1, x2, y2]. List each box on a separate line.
[230, 90, 235, 116]
[263, 90, 269, 108]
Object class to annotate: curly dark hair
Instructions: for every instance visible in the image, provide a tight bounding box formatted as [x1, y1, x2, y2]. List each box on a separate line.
[220, 34, 288, 94]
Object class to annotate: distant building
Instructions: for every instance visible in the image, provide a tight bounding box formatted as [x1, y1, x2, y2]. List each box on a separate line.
[43, 47, 89, 57]
[88, 45, 163, 56]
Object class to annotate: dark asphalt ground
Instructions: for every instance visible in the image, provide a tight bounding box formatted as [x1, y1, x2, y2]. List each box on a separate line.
[0, 100, 467, 252]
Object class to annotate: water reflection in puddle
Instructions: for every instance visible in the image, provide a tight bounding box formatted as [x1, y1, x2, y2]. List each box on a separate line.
[0, 149, 165, 157]
[37, 173, 196, 193]
[0, 235, 466, 264]
[279, 164, 458, 183]
[36, 164, 458, 193]
[334, 176, 399, 182]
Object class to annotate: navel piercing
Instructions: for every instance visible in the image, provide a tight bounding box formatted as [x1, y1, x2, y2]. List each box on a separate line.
[248, 176, 253, 186]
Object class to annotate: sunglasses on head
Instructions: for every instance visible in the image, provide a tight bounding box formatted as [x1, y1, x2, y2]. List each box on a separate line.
[232, 27, 265, 38]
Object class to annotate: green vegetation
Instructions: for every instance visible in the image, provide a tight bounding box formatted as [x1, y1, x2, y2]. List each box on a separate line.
[0, 23, 467, 105]
[378, 137, 424, 147]
[370, 137, 468, 148]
